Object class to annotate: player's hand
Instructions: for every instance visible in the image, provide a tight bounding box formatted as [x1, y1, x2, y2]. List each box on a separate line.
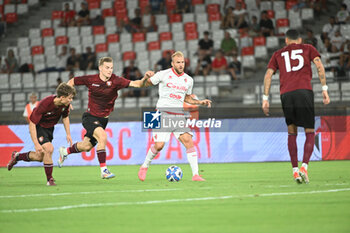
[69, 104, 74, 110]
[200, 99, 212, 108]
[145, 70, 154, 78]
[262, 100, 270, 116]
[322, 91, 330, 105]
[66, 135, 73, 146]
[34, 144, 44, 155]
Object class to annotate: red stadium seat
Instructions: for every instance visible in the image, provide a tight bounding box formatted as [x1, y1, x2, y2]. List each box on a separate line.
[93, 25, 105, 35]
[186, 31, 198, 40]
[166, 0, 176, 14]
[276, 18, 289, 27]
[267, 10, 275, 19]
[184, 22, 197, 33]
[4, 0, 12, 4]
[102, 8, 114, 18]
[208, 12, 221, 22]
[123, 51, 136, 61]
[0, 5, 3, 15]
[169, 13, 182, 23]
[115, 8, 128, 20]
[148, 41, 160, 51]
[159, 32, 172, 41]
[107, 34, 119, 43]
[55, 36, 68, 45]
[139, 0, 149, 8]
[162, 49, 175, 57]
[88, 1, 100, 9]
[95, 43, 108, 53]
[241, 46, 254, 56]
[253, 36, 266, 46]
[114, 0, 126, 9]
[207, 4, 220, 14]
[41, 28, 54, 37]
[286, 0, 297, 10]
[31, 46, 44, 55]
[191, 0, 204, 5]
[132, 32, 145, 42]
[51, 10, 63, 20]
[5, 13, 17, 23]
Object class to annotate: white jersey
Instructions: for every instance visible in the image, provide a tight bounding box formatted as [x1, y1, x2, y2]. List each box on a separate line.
[150, 68, 193, 110]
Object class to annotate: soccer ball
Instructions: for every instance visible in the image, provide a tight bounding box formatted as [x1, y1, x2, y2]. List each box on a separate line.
[166, 165, 183, 182]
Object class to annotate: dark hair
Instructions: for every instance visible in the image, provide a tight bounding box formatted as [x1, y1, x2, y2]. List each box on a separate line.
[342, 3, 347, 9]
[286, 29, 300, 40]
[204, 31, 210, 35]
[56, 83, 76, 98]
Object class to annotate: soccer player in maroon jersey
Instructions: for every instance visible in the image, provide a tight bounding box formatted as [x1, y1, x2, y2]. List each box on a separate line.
[58, 57, 153, 179]
[7, 83, 76, 186]
[262, 29, 330, 184]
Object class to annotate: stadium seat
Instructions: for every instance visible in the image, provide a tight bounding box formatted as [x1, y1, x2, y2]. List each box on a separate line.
[41, 28, 54, 37]
[124, 98, 137, 108]
[206, 4, 220, 14]
[69, 35, 80, 46]
[254, 46, 268, 58]
[94, 34, 106, 44]
[159, 32, 172, 41]
[67, 27, 79, 37]
[243, 94, 256, 105]
[17, 3, 28, 14]
[30, 37, 42, 47]
[186, 31, 198, 40]
[158, 23, 170, 33]
[54, 27, 66, 37]
[93, 25, 105, 35]
[1, 93, 13, 102]
[171, 22, 183, 33]
[31, 45, 44, 55]
[148, 41, 160, 51]
[43, 36, 55, 47]
[242, 55, 256, 68]
[51, 10, 63, 20]
[80, 26, 91, 36]
[120, 33, 132, 43]
[174, 41, 186, 51]
[276, 18, 289, 34]
[10, 73, 22, 89]
[132, 32, 145, 42]
[194, 4, 205, 13]
[267, 10, 275, 19]
[253, 36, 266, 46]
[44, 45, 56, 55]
[100, 0, 112, 9]
[146, 32, 158, 42]
[197, 22, 209, 32]
[260, 1, 272, 11]
[275, 9, 287, 19]
[108, 43, 120, 54]
[138, 97, 151, 107]
[121, 42, 133, 52]
[184, 22, 197, 33]
[29, 28, 40, 39]
[183, 13, 195, 23]
[169, 13, 182, 23]
[155, 14, 168, 25]
[35, 73, 47, 89]
[191, 0, 204, 4]
[266, 36, 279, 49]
[107, 33, 119, 43]
[4, 4, 15, 14]
[301, 8, 313, 20]
[137, 51, 149, 61]
[17, 37, 29, 48]
[289, 17, 302, 29]
[123, 51, 136, 61]
[104, 16, 116, 27]
[55, 36, 68, 45]
[273, 1, 285, 11]
[88, 1, 100, 9]
[173, 31, 185, 41]
[134, 42, 146, 52]
[286, 0, 298, 10]
[0, 74, 9, 90]
[139, 0, 149, 8]
[208, 12, 221, 22]
[160, 41, 172, 51]
[19, 47, 31, 57]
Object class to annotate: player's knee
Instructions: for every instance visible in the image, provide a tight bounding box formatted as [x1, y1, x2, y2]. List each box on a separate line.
[154, 143, 165, 151]
[80, 142, 93, 152]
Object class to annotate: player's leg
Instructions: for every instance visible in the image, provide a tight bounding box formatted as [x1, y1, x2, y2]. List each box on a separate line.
[299, 128, 314, 184]
[58, 136, 93, 167]
[7, 151, 44, 170]
[42, 142, 56, 186]
[287, 124, 301, 183]
[178, 132, 205, 181]
[138, 131, 168, 181]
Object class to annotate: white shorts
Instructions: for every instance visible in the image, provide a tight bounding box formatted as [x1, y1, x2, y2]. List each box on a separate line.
[152, 111, 193, 142]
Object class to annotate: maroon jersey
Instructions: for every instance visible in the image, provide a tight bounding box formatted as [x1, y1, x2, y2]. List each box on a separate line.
[30, 95, 70, 128]
[267, 43, 320, 94]
[74, 74, 130, 117]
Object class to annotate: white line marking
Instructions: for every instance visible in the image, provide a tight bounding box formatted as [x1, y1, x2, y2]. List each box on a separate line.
[0, 187, 212, 199]
[264, 183, 349, 188]
[1, 188, 349, 213]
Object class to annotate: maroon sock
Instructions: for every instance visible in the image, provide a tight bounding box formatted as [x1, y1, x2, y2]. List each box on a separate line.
[288, 134, 298, 167]
[16, 152, 31, 162]
[97, 149, 106, 166]
[303, 132, 315, 164]
[67, 143, 80, 154]
[44, 164, 53, 181]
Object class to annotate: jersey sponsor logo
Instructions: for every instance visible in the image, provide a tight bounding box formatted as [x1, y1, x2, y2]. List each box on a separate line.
[169, 93, 182, 99]
[106, 81, 112, 86]
[38, 136, 44, 143]
[62, 108, 65, 111]
[166, 83, 187, 91]
[92, 84, 100, 87]
[46, 112, 52, 115]
[94, 121, 100, 125]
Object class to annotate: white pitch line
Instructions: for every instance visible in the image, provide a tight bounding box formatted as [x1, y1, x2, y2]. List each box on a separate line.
[1, 188, 349, 214]
[0, 187, 212, 199]
[264, 183, 349, 188]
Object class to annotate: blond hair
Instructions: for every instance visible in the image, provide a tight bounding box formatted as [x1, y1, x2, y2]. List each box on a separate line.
[171, 51, 184, 61]
[98, 57, 113, 66]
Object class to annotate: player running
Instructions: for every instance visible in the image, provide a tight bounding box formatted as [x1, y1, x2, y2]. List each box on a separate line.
[7, 83, 76, 186]
[138, 51, 212, 182]
[262, 29, 330, 184]
[58, 57, 153, 179]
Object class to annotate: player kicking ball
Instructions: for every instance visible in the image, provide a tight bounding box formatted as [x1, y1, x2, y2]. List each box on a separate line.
[138, 51, 212, 182]
[7, 83, 76, 186]
[58, 57, 153, 179]
[262, 29, 330, 184]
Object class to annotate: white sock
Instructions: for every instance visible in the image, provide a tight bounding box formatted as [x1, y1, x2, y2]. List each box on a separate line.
[293, 167, 299, 173]
[187, 147, 198, 176]
[100, 166, 107, 173]
[142, 146, 158, 168]
[301, 163, 308, 170]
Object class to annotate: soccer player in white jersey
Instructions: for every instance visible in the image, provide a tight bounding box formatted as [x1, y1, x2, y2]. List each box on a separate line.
[138, 51, 212, 181]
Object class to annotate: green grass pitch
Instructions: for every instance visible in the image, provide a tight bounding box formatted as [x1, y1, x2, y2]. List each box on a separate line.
[0, 161, 349, 233]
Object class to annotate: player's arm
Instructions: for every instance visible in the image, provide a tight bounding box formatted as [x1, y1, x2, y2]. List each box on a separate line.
[313, 56, 330, 105]
[129, 71, 155, 88]
[262, 68, 274, 116]
[184, 95, 212, 108]
[62, 116, 73, 146]
[67, 78, 75, 87]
